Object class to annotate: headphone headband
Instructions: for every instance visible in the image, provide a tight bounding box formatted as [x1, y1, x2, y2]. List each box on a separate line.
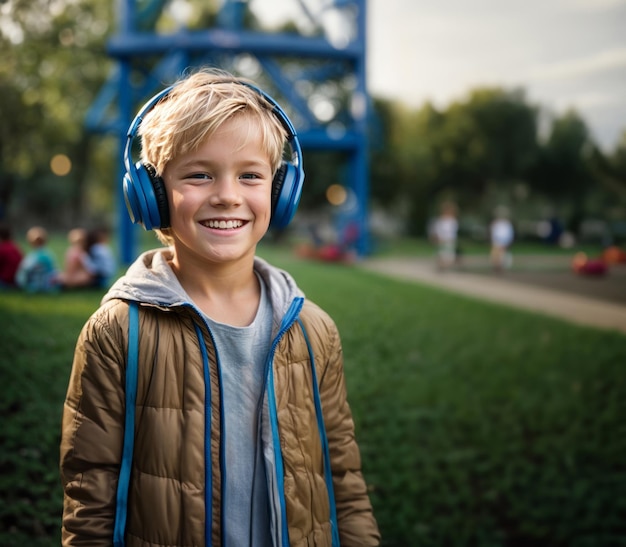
[123, 85, 173, 177]
[123, 78, 304, 231]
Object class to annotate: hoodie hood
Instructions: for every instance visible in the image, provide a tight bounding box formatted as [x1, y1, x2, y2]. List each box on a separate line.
[102, 248, 304, 320]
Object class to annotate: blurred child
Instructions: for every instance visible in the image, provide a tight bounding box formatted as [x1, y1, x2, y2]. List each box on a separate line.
[83, 226, 116, 288]
[15, 226, 59, 293]
[490, 207, 515, 271]
[0, 222, 23, 288]
[56, 228, 94, 288]
[431, 201, 459, 270]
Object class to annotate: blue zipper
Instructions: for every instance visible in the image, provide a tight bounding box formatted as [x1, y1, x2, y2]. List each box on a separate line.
[116, 302, 224, 547]
[193, 321, 219, 547]
[264, 297, 304, 547]
[297, 319, 340, 547]
[113, 301, 140, 547]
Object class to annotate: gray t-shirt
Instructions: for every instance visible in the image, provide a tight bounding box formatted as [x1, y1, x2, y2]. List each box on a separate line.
[204, 274, 273, 546]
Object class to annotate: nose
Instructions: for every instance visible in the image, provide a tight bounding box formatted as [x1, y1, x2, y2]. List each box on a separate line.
[209, 177, 242, 208]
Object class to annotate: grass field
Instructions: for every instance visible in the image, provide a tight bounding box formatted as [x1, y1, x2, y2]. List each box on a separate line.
[1, 242, 625, 546]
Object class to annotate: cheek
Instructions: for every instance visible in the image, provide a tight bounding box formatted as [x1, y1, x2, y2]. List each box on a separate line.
[170, 191, 184, 210]
[256, 187, 273, 224]
[169, 188, 198, 214]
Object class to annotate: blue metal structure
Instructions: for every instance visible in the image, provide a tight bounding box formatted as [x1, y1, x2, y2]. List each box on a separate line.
[86, 0, 370, 263]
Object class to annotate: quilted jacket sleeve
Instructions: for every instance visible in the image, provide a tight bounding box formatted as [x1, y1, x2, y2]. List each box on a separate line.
[313, 305, 381, 546]
[60, 299, 129, 546]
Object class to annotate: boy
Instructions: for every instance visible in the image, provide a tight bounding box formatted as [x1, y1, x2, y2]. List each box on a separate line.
[60, 68, 380, 546]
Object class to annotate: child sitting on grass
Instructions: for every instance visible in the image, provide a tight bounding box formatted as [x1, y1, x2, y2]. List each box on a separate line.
[0, 222, 23, 288]
[15, 226, 58, 293]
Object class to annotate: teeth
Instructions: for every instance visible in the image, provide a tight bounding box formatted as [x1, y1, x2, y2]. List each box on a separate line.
[206, 220, 243, 229]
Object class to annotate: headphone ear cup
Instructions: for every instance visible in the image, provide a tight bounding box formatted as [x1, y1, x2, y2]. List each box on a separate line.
[144, 164, 170, 229]
[271, 163, 287, 217]
[123, 170, 143, 226]
[271, 161, 303, 229]
[123, 162, 170, 230]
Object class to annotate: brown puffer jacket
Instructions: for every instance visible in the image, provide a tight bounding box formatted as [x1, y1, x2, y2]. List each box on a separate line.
[60, 250, 380, 546]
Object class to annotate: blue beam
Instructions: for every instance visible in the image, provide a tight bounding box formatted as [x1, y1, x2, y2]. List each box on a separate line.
[256, 57, 319, 127]
[353, 0, 370, 254]
[298, 129, 360, 150]
[107, 29, 362, 60]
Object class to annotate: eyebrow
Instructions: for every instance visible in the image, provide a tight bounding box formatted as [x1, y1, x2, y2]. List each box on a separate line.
[174, 157, 272, 172]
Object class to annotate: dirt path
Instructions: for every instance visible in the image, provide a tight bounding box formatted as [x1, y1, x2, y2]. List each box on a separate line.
[360, 255, 626, 335]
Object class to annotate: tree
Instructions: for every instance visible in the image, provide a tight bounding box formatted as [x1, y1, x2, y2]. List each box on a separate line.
[369, 98, 411, 207]
[431, 88, 540, 209]
[383, 87, 541, 233]
[608, 131, 626, 194]
[530, 110, 596, 232]
[1, 0, 114, 226]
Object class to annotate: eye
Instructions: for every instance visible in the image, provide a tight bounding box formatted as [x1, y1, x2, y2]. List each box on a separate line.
[185, 172, 212, 184]
[239, 173, 264, 184]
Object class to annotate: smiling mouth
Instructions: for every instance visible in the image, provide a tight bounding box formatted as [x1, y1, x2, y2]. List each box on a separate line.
[201, 219, 245, 230]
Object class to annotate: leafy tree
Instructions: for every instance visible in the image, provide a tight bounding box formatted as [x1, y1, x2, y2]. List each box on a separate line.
[431, 88, 539, 209]
[530, 110, 596, 232]
[1, 0, 113, 226]
[396, 102, 446, 234]
[533, 110, 593, 197]
[369, 98, 411, 207]
[607, 131, 626, 195]
[381, 88, 542, 234]
[585, 131, 626, 242]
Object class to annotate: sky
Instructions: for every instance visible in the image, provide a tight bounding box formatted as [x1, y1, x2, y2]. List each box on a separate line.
[250, 0, 626, 151]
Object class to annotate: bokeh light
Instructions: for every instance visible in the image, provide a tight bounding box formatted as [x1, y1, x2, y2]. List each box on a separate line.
[326, 184, 347, 206]
[50, 154, 72, 177]
[50, 154, 72, 176]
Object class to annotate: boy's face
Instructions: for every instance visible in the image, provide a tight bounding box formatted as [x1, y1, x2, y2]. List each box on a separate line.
[162, 115, 273, 269]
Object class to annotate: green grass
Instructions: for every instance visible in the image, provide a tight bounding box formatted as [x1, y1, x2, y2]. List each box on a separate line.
[0, 289, 104, 546]
[260, 246, 626, 546]
[1, 244, 625, 546]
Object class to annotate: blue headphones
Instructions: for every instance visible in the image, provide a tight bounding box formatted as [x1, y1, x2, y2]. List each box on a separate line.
[123, 81, 304, 231]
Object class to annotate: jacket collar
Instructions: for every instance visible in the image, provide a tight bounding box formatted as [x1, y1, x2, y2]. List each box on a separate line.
[102, 248, 304, 323]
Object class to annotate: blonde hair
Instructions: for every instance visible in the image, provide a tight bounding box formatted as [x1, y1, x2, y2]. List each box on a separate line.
[137, 68, 289, 245]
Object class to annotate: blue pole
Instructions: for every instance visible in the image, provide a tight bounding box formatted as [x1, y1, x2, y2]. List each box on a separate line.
[354, 0, 370, 255]
[117, 62, 136, 265]
[118, 0, 137, 264]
